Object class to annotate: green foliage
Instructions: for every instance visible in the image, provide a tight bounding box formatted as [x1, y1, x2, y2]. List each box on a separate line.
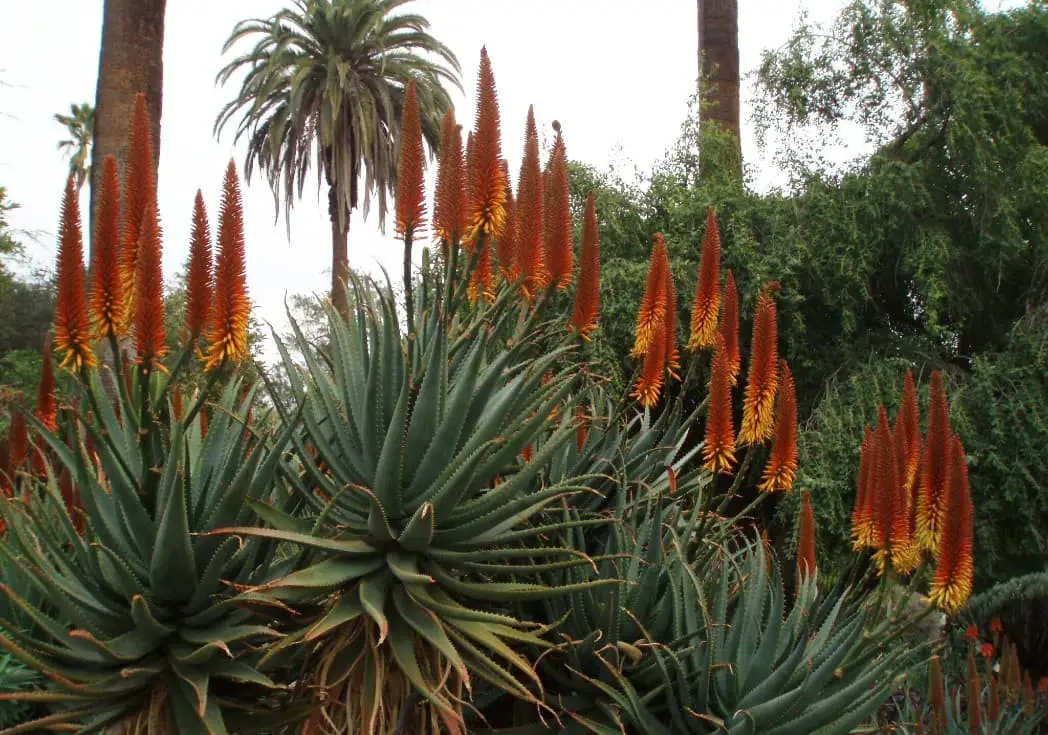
[0, 653, 38, 728]
[958, 573, 1048, 679]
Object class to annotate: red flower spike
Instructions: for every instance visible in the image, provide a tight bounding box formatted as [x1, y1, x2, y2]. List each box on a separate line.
[133, 199, 167, 368]
[981, 643, 994, 659]
[918, 370, 952, 552]
[575, 405, 589, 454]
[514, 106, 545, 296]
[434, 109, 467, 248]
[90, 155, 124, 341]
[119, 93, 157, 330]
[720, 271, 741, 384]
[870, 407, 900, 569]
[796, 491, 817, 581]
[543, 121, 573, 290]
[395, 80, 426, 240]
[468, 236, 494, 304]
[739, 288, 779, 445]
[185, 191, 213, 341]
[630, 234, 670, 358]
[54, 176, 96, 370]
[965, 624, 979, 641]
[205, 161, 251, 371]
[703, 336, 737, 474]
[631, 236, 675, 408]
[898, 370, 921, 489]
[631, 316, 667, 408]
[36, 335, 57, 433]
[760, 360, 798, 492]
[929, 435, 975, 615]
[569, 193, 601, 340]
[851, 426, 875, 549]
[0, 439, 11, 499]
[663, 264, 680, 381]
[688, 207, 722, 351]
[468, 48, 506, 242]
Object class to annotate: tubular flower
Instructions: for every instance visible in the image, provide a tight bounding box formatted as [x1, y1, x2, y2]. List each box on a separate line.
[133, 199, 167, 368]
[898, 370, 921, 489]
[89, 155, 124, 340]
[630, 234, 670, 358]
[687, 207, 722, 351]
[630, 238, 676, 408]
[569, 193, 601, 339]
[395, 80, 426, 240]
[54, 176, 96, 370]
[514, 106, 545, 296]
[119, 93, 157, 330]
[495, 159, 516, 276]
[851, 426, 875, 549]
[205, 161, 251, 371]
[703, 338, 736, 474]
[928, 435, 975, 615]
[739, 287, 780, 445]
[890, 407, 920, 574]
[759, 360, 798, 492]
[543, 121, 573, 290]
[917, 370, 952, 553]
[720, 271, 741, 384]
[36, 335, 57, 432]
[185, 191, 213, 341]
[468, 48, 506, 242]
[433, 109, 467, 247]
[796, 491, 817, 580]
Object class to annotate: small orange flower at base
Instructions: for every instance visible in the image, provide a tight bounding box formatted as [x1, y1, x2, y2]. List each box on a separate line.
[54, 176, 96, 371]
[759, 360, 798, 492]
[89, 155, 124, 341]
[467, 48, 507, 243]
[687, 207, 721, 351]
[569, 193, 600, 340]
[395, 80, 426, 240]
[796, 491, 817, 581]
[738, 288, 779, 446]
[133, 199, 168, 368]
[205, 161, 251, 371]
[703, 337, 737, 474]
[928, 436, 975, 616]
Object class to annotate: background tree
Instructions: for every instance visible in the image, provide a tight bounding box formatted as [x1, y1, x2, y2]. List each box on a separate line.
[697, 0, 742, 172]
[89, 0, 166, 247]
[215, 0, 460, 317]
[54, 103, 94, 193]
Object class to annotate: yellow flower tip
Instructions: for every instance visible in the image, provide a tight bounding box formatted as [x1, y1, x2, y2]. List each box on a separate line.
[758, 360, 798, 492]
[739, 289, 779, 446]
[687, 206, 722, 351]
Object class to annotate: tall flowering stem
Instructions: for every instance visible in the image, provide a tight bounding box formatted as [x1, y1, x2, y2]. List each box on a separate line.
[569, 193, 600, 339]
[396, 80, 426, 333]
[797, 491, 817, 581]
[688, 207, 721, 351]
[89, 155, 124, 341]
[703, 336, 736, 474]
[630, 234, 670, 358]
[433, 108, 467, 249]
[54, 176, 96, 371]
[851, 426, 875, 549]
[917, 370, 952, 553]
[928, 435, 975, 615]
[514, 106, 545, 297]
[720, 271, 740, 384]
[133, 199, 167, 369]
[185, 191, 213, 342]
[759, 360, 798, 492]
[495, 159, 516, 277]
[871, 406, 900, 572]
[739, 286, 779, 445]
[205, 161, 251, 372]
[36, 335, 57, 432]
[543, 121, 573, 290]
[631, 236, 676, 407]
[119, 93, 157, 331]
[468, 48, 506, 244]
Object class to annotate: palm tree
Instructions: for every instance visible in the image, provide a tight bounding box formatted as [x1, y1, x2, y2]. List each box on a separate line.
[215, 0, 460, 317]
[55, 103, 95, 193]
[698, 0, 741, 170]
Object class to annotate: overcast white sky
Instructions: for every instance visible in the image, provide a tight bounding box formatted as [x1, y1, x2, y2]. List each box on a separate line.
[0, 0, 902, 349]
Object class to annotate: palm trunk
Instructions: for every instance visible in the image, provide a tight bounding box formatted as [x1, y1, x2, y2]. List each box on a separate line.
[697, 0, 742, 172]
[329, 185, 351, 320]
[89, 0, 166, 253]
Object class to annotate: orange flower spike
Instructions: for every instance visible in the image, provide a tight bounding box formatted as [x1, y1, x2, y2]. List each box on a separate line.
[575, 404, 589, 454]
[760, 360, 799, 492]
[688, 206, 722, 351]
[495, 158, 516, 275]
[89, 155, 124, 340]
[796, 491, 817, 580]
[929, 436, 975, 615]
[662, 259, 680, 381]
[918, 370, 952, 552]
[119, 93, 157, 329]
[36, 335, 57, 433]
[851, 426, 875, 549]
[630, 234, 670, 358]
[514, 106, 546, 296]
[205, 161, 251, 371]
[890, 410, 920, 573]
[702, 336, 736, 474]
[739, 286, 780, 446]
[185, 191, 214, 341]
[468, 236, 494, 304]
[631, 319, 667, 408]
[434, 109, 467, 247]
[720, 271, 741, 384]
[570, 193, 601, 340]
[54, 176, 96, 371]
[134, 198, 167, 368]
[929, 656, 947, 731]
[543, 121, 573, 290]
[872, 407, 901, 564]
[395, 80, 426, 240]
[468, 48, 506, 242]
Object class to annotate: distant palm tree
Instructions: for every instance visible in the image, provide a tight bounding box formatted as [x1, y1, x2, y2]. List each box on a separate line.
[55, 103, 95, 193]
[215, 0, 460, 316]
